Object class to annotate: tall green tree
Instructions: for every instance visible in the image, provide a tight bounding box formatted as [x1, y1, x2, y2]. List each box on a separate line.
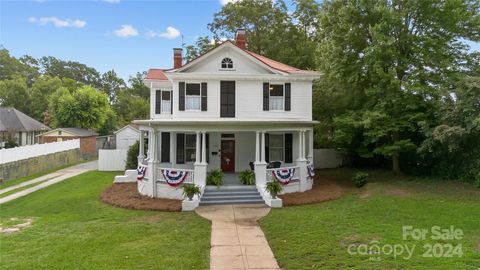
[127, 72, 150, 100]
[0, 75, 31, 114]
[39, 56, 102, 88]
[184, 36, 217, 63]
[113, 89, 149, 127]
[29, 76, 63, 121]
[316, 0, 480, 173]
[48, 85, 113, 130]
[100, 69, 126, 103]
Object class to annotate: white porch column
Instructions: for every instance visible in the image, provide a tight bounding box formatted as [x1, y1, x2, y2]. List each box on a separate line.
[137, 130, 145, 164]
[307, 129, 314, 163]
[296, 130, 309, 192]
[201, 132, 207, 165]
[255, 130, 267, 188]
[145, 128, 157, 197]
[260, 131, 266, 163]
[195, 131, 201, 165]
[254, 131, 260, 164]
[193, 131, 207, 187]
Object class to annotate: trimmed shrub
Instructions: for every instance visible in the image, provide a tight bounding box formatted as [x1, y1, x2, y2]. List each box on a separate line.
[353, 171, 368, 188]
[126, 141, 140, 170]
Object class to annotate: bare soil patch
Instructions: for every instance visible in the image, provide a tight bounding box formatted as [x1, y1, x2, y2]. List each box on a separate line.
[279, 176, 346, 206]
[384, 188, 411, 198]
[0, 217, 34, 234]
[100, 183, 181, 212]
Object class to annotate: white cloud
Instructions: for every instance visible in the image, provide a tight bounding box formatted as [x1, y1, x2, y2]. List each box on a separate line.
[219, 0, 239, 6]
[147, 26, 181, 39]
[103, 0, 120, 3]
[113, 25, 138, 38]
[28, 17, 86, 28]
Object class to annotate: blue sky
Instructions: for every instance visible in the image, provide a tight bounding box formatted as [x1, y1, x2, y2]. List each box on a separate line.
[1, 0, 479, 81]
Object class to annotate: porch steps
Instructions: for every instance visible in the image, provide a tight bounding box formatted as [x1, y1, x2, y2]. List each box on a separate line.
[200, 185, 265, 206]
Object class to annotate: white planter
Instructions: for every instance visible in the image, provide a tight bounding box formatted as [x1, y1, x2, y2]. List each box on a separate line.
[267, 197, 282, 208]
[182, 199, 200, 211]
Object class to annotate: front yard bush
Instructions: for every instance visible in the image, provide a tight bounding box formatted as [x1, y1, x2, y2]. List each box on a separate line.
[126, 141, 140, 169]
[239, 170, 255, 185]
[352, 171, 368, 187]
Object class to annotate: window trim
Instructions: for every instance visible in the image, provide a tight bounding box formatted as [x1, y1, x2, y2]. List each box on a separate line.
[268, 84, 285, 111]
[185, 83, 201, 111]
[220, 57, 234, 69]
[268, 133, 284, 162]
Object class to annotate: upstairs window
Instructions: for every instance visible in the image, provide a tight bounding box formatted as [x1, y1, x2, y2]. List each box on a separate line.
[221, 57, 233, 69]
[269, 84, 284, 111]
[161, 91, 171, 113]
[185, 83, 201, 110]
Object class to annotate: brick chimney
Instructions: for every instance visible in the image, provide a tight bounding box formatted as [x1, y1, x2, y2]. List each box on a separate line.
[235, 29, 246, 49]
[173, 48, 182, 69]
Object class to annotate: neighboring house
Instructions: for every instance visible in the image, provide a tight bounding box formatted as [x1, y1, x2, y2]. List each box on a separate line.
[114, 124, 140, 150]
[0, 107, 50, 147]
[37, 128, 98, 156]
[119, 29, 320, 207]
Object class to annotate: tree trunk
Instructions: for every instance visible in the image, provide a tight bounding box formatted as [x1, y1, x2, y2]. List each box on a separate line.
[392, 154, 401, 174]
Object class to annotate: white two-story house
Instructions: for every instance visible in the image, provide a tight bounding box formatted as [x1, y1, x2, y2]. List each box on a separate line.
[123, 30, 320, 208]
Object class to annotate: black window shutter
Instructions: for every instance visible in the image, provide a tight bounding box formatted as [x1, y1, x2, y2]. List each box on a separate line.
[155, 90, 161, 114]
[179, 82, 185, 111]
[284, 133, 293, 163]
[201, 82, 207, 111]
[285, 83, 291, 111]
[265, 133, 270, 163]
[170, 90, 173, 114]
[176, 133, 185, 164]
[206, 133, 210, 163]
[263, 83, 269, 111]
[161, 132, 170, 163]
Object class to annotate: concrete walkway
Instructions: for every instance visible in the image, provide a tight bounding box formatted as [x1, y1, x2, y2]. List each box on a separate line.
[0, 161, 97, 204]
[196, 204, 280, 270]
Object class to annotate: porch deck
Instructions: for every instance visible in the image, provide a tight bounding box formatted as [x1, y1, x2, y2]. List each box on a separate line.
[219, 173, 242, 186]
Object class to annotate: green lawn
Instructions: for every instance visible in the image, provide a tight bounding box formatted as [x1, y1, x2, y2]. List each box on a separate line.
[0, 171, 211, 270]
[260, 169, 480, 270]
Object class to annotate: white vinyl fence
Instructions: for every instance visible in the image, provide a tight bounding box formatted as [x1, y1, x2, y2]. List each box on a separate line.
[313, 149, 343, 169]
[0, 139, 80, 164]
[98, 149, 128, 171]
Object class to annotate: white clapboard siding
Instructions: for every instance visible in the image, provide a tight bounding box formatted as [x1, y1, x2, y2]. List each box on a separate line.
[0, 139, 80, 164]
[98, 149, 128, 171]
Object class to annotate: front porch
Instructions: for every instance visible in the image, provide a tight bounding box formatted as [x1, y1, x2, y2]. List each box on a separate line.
[131, 120, 315, 209]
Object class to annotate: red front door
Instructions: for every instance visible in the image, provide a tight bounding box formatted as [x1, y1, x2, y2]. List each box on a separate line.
[221, 140, 235, 172]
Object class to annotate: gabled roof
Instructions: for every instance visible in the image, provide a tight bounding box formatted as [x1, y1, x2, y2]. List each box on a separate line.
[146, 40, 319, 80]
[0, 107, 50, 132]
[39, 127, 98, 137]
[114, 124, 140, 134]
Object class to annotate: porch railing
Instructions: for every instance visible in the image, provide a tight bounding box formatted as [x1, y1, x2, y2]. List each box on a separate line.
[156, 167, 195, 185]
[266, 165, 300, 183]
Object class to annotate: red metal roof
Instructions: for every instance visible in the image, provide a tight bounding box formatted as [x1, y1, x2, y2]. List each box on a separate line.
[145, 69, 168, 80]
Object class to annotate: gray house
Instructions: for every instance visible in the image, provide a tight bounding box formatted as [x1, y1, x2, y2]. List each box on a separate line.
[0, 107, 50, 147]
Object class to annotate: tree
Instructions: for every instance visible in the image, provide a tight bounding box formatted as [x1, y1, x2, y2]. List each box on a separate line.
[316, 0, 480, 173]
[208, 0, 318, 70]
[100, 69, 126, 104]
[127, 72, 150, 99]
[48, 85, 113, 130]
[113, 89, 149, 127]
[29, 76, 63, 121]
[0, 75, 31, 114]
[184, 36, 217, 63]
[39, 56, 102, 88]
[0, 49, 39, 84]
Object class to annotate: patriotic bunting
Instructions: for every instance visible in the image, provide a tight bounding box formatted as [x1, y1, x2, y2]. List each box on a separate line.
[272, 168, 295, 185]
[137, 166, 147, 181]
[161, 169, 189, 187]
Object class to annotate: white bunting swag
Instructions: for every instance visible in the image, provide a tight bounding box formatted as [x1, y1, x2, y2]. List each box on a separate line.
[137, 166, 147, 181]
[272, 168, 295, 185]
[161, 169, 189, 187]
[307, 163, 315, 179]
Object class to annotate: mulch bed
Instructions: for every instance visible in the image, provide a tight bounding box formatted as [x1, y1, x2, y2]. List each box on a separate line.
[100, 183, 181, 212]
[279, 174, 348, 207]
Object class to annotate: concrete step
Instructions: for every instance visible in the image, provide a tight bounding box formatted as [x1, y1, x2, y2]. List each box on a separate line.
[203, 190, 260, 196]
[204, 185, 257, 191]
[199, 198, 265, 206]
[202, 195, 263, 201]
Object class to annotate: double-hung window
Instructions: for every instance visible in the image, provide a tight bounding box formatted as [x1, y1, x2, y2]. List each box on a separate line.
[185, 83, 201, 111]
[185, 134, 196, 162]
[161, 91, 171, 113]
[269, 84, 284, 111]
[269, 134, 284, 161]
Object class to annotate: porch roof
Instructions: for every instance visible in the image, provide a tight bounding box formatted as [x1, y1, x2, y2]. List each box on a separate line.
[133, 118, 318, 131]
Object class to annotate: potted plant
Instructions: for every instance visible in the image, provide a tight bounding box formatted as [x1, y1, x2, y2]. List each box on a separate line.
[239, 170, 255, 185]
[265, 180, 283, 198]
[182, 184, 201, 201]
[207, 169, 224, 188]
